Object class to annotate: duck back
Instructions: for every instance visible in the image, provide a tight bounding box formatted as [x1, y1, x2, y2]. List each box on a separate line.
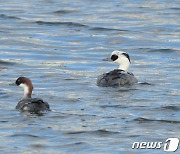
[97, 69, 138, 87]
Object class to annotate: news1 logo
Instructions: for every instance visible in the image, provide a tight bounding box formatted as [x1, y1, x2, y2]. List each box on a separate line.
[132, 138, 179, 152]
[164, 138, 179, 152]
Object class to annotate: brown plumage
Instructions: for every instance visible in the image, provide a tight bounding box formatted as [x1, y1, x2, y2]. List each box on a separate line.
[14, 77, 50, 113]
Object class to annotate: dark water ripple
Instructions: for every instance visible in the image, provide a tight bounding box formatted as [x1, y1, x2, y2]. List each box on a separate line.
[132, 117, 180, 124]
[9, 134, 41, 138]
[35, 20, 128, 33]
[0, 14, 21, 20]
[66, 129, 119, 136]
[0, 60, 16, 65]
[53, 10, 78, 14]
[35, 21, 88, 28]
[90, 27, 128, 32]
[148, 48, 178, 53]
[161, 105, 180, 111]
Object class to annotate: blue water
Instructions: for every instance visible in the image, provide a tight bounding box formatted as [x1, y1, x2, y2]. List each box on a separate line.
[0, 0, 180, 153]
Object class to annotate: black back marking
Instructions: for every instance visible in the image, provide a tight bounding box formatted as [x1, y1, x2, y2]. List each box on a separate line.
[122, 53, 131, 63]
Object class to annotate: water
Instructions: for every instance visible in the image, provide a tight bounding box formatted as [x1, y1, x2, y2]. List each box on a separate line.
[0, 0, 180, 153]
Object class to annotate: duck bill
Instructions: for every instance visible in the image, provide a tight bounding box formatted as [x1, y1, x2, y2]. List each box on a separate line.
[102, 57, 111, 61]
[9, 83, 17, 86]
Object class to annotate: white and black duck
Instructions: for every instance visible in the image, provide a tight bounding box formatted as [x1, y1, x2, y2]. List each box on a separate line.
[97, 50, 138, 87]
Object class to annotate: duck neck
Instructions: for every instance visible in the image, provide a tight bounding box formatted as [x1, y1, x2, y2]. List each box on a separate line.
[20, 84, 32, 99]
[118, 63, 130, 72]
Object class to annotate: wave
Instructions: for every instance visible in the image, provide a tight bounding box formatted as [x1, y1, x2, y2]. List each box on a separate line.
[9, 134, 41, 138]
[139, 82, 152, 85]
[35, 21, 88, 28]
[132, 117, 180, 124]
[0, 60, 16, 65]
[99, 104, 127, 109]
[53, 10, 77, 14]
[0, 14, 21, 20]
[66, 129, 119, 136]
[147, 49, 177, 53]
[90, 27, 128, 32]
[35, 21, 127, 32]
[170, 7, 180, 10]
[161, 105, 180, 111]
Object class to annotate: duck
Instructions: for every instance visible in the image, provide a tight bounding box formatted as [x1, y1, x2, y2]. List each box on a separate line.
[11, 77, 50, 113]
[97, 50, 138, 87]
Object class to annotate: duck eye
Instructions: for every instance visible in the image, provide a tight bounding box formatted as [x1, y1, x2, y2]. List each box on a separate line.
[16, 79, 21, 85]
[111, 54, 118, 61]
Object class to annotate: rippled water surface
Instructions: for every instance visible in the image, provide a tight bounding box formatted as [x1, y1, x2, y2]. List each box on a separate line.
[0, 0, 180, 153]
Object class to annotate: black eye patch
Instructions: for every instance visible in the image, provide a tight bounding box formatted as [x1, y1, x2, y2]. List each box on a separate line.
[15, 79, 21, 85]
[122, 53, 131, 63]
[111, 54, 118, 61]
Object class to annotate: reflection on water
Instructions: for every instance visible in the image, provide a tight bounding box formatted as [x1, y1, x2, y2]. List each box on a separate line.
[0, 0, 180, 153]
